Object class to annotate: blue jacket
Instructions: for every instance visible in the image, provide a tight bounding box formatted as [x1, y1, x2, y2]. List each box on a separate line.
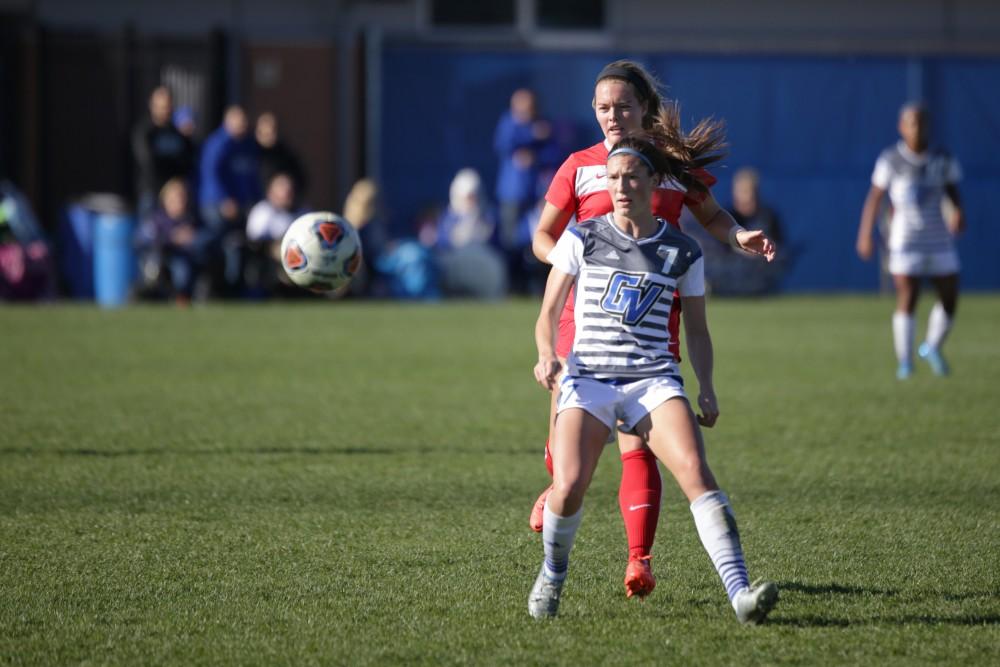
[198, 128, 261, 209]
[493, 113, 558, 206]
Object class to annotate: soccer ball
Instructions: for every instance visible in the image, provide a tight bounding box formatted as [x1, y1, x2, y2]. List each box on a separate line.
[280, 212, 363, 293]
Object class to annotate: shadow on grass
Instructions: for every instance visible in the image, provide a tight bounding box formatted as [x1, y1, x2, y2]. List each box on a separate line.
[0, 446, 396, 457]
[893, 614, 1000, 626]
[778, 581, 898, 597]
[1, 444, 534, 458]
[769, 614, 1000, 628]
[767, 615, 853, 628]
[771, 581, 1000, 627]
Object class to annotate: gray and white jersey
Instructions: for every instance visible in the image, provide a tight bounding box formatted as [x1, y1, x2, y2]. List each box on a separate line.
[547, 214, 705, 382]
[872, 141, 961, 253]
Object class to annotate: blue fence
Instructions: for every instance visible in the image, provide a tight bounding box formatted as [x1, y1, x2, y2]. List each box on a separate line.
[379, 46, 1000, 291]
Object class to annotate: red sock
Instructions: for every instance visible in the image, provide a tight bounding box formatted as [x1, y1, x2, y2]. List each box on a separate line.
[544, 438, 554, 478]
[619, 449, 662, 560]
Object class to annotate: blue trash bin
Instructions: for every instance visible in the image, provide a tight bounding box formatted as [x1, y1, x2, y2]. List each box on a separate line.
[61, 194, 136, 305]
[93, 211, 136, 308]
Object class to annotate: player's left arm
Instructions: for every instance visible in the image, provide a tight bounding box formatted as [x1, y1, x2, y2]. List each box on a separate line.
[944, 183, 965, 235]
[688, 191, 776, 262]
[680, 294, 718, 428]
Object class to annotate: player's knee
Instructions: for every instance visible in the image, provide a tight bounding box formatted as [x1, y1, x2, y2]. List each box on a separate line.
[673, 451, 709, 484]
[551, 477, 588, 509]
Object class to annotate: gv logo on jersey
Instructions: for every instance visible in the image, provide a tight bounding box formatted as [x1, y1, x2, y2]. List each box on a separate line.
[601, 272, 663, 326]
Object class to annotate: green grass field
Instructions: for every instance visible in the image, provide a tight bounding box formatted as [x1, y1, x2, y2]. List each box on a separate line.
[1, 296, 998, 666]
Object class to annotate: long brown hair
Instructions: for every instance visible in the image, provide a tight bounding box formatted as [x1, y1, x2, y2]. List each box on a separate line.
[596, 60, 726, 192]
[607, 136, 687, 186]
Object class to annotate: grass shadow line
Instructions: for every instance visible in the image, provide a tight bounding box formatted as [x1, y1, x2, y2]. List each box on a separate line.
[770, 581, 1000, 628]
[778, 580, 898, 597]
[0, 446, 397, 457]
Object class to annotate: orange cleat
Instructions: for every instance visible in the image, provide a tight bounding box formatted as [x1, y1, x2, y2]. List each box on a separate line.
[529, 484, 553, 533]
[624, 556, 656, 598]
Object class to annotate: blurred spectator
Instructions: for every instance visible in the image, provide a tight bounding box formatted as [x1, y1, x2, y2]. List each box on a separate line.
[0, 180, 55, 301]
[369, 203, 444, 300]
[729, 167, 783, 247]
[199, 105, 261, 224]
[374, 241, 441, 300]
[372, 204, 440, 300]
[132, 86, 196, 218]
[255, 111, 307, 198]
[431, 168, 507, 299]
[173, 106, 201, 206]
[415, 204, 443, 249]
[493, 88, 560, 292]
[244, 172, 303, 297]
[134, 178, 203, 305]
[434, 168, 498, 250]
[685, 167, 787, 295]
[515, 180, 559, 296]
[342, 178, 389, 297]
[198, 105, 261, 295]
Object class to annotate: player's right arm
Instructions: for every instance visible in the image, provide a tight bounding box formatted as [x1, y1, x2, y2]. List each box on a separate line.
[535, 266, 574, 390]
[857, 185, 886, 261]
[532, 202, 574, 264]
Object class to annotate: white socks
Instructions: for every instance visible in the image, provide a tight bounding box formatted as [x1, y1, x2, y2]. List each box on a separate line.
[542, 503, 583, 582]
[542, 493, 754, 607]
[690, 490, 750, 605]
[892, 311, 915, 365]
[925, 302, 953, 350]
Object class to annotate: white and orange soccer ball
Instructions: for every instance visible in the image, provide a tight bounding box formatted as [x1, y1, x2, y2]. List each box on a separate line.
[280, 211, 363, 293]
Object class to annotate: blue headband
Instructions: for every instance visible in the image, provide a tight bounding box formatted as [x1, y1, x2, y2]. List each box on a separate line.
[607, 147, 656, 173]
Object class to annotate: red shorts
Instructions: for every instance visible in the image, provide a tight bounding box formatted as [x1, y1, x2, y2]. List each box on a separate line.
[556, 287, 683, 361]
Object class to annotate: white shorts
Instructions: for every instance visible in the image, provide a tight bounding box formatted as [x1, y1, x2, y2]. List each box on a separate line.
[888, 248, 960, 277]
[556, 375, 687, 434]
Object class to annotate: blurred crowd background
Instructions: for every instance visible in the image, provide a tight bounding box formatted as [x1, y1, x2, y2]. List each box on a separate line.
[1, 0, 998, 304]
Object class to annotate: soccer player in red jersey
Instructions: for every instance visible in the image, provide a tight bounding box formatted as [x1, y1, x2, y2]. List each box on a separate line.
[528, 60, 776, 598]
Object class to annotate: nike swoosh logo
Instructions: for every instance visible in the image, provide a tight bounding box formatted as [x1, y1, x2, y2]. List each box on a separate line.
[628, 504, 653, 511]
[595, 173, 606, 179]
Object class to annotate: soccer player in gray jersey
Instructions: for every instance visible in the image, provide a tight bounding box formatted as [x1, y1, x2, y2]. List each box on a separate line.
[527, 137, 778, 623]
[857, 102, 966, 379]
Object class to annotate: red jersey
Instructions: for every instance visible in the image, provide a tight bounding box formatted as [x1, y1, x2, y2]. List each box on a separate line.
[545, 141, 715, 234]
[544, 141, 716, 358]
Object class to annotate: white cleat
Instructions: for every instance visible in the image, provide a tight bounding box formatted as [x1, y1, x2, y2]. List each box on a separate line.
[528, 566, 564, 618]
[733, 580, 779, 625]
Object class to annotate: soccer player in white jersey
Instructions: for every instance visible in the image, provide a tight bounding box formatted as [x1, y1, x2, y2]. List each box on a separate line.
[857, 102, 966, 379]
[527, 137, 778, 623]
[527, 60, 776, 600]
